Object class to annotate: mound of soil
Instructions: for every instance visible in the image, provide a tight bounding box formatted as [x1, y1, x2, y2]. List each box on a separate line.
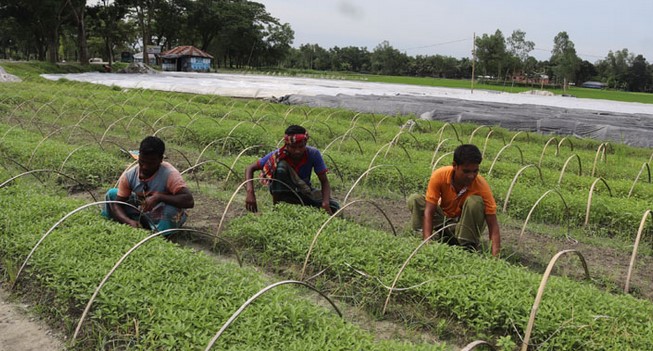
[0, 67, 21, 82]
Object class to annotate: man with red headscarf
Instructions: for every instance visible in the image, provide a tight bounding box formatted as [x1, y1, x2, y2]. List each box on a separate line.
[245, 125, 339, 214]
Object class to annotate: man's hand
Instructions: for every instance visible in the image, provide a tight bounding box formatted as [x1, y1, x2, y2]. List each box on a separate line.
[141, 193, 160, 212]
[245, 191, 258, 212]
[322, 201, 333, 215]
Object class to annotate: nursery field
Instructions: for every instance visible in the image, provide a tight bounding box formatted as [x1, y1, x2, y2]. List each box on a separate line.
[1, 62, 653, 350]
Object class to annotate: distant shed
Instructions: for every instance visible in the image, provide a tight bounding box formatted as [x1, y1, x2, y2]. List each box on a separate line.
[581, 81, 607, 89]
[159, 46, 213, 72]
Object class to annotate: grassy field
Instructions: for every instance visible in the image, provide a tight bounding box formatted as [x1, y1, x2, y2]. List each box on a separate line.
[1, 61, 653, 350]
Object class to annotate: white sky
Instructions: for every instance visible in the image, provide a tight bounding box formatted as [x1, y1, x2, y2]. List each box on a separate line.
[260, 0, 653, 63]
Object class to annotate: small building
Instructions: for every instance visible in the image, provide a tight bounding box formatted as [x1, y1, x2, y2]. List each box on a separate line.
[158, 46, 213, 72]
[133, 52, 157, 64]
[581, 81, 607, 89]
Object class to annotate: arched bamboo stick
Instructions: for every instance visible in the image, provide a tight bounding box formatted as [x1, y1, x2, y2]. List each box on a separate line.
[627, 162, 651, 198]
[518, 189, 570, 242]
[203, 280, 341, 351]
[0, 169, 97, 201]
[367, 141, 410, 168]
[432, 152, 454, 171]
[482, 129, 505, 159]
[487, 144, 524, 177]
[341, 125, 377, 144]
[72, 228, 242, 345]
[557, 154, 582, 185]
[468, 125, 491, 144]
[590, 142, 610, 177]
[300, 199, 398, 280]
[381, 223, 458, 315]
[521, 250, 590, 351]
[430, 139, 450, 169]
[538, 137, 559, 167]
[557, 136, 574, 152]
[214, 178, 304, 245]
[343, 164, 407, 203]
[461, 340, 496, 351]
[100, 114, 132, 144]
[502, 164, 544, 213]
[509, 131, 529, 144]
[436, 122, 461, 144]
[223, 144, 270, 184]
[584, 177, 612, 226]
[624, 210, 653, 293]
[321, 153, 345, 185]
[11, 201, 142, 290]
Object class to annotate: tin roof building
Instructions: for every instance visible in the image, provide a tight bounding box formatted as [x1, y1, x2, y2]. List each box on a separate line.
[159, 46, 213, 72]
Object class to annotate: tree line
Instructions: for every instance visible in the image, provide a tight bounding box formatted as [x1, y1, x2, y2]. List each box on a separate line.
[0, 1, 651, 92]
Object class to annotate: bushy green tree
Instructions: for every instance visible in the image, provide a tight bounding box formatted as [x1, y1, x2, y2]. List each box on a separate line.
[475, 29, 507, 78]
[550, 31, 580, 90]
[370, 40, 408, 75]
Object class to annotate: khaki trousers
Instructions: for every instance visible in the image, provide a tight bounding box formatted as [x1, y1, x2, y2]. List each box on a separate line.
[407, 193, 486, 248]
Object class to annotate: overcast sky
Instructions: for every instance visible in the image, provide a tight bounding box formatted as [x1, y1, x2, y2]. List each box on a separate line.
[260, 0, 653, 63]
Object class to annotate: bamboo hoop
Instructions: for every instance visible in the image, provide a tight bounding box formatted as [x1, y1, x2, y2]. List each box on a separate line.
[624, 210, 653, 293]
[509, 131, 529, 144]
[584, 177, 612, 227]
[214, 178, 304, 246]
[430, 139, 450, 169]
[382, 224, 458, 315]
[432, 152, 454, 171]
[518, 189, 571, 243]
[300, 199, 398, 280]
[0, 169, 97, 201]
[590, 143, 610, 177]
[487, 144, 524, 177]
[436, 122, 461, 144]
[627, 162, 651, 198]
[468, 125, 491, 144]
[521, 250, 590, 351]
[502, 164, 544, 213]
[343, 164, 407, 204]
[204, 280, 341, 351]
[461, 340, 496, 351]
[557, 136, 574, 152]
[538, 137, 560, 167]
[72, 228, 241, 345]
[11, 201, 142, 290]
[557, 154, 582, 185]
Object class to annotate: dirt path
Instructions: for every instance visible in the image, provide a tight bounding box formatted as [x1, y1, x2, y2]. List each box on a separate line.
[0, 287, 64, 351]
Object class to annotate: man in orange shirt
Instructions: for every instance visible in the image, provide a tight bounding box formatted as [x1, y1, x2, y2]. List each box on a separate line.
[407, 144, 501, 256]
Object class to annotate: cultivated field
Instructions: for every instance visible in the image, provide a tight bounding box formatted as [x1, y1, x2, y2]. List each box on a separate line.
[1, 63, 653, 350]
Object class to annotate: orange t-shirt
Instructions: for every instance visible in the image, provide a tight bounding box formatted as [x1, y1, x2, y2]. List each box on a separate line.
[425, 165, 497, 218]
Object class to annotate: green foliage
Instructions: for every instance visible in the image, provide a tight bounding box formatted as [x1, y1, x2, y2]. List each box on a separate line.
[0, 186, 444, 351]
[225, 204, 653, 350]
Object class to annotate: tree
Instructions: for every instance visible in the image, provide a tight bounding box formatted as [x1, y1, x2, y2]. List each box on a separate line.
[260, 22, 294, 67]
[576, 60, 598, 85]
[626, 55, 651, 92]
[298, 43, 330, 70]
[330, 46, 370, 72]
[596, 49, 632, 90]
[87, 0, 134, 64]
[550, 31, 580, 90]
[507, 29, 534, 76]
[475, 29, 507, 79]
[370, 40, 408, 76]
[68, 0, 89, 64]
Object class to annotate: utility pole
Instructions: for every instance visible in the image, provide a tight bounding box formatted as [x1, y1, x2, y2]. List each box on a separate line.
[471, 32, 476, 94]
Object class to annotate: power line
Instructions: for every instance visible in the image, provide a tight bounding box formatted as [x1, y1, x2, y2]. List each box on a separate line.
[402, 38, 471, 52]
